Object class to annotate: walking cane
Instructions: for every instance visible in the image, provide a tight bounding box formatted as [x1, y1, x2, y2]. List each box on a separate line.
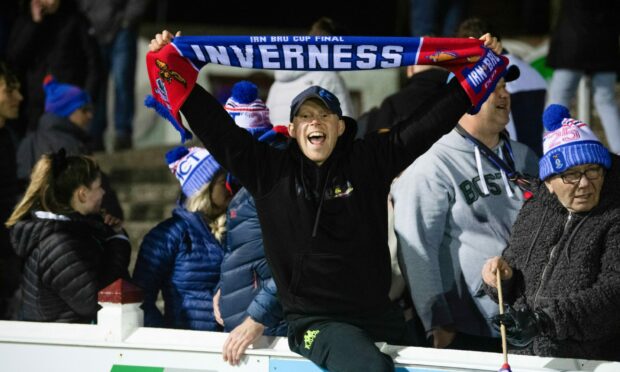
[496, 268, 512, 372]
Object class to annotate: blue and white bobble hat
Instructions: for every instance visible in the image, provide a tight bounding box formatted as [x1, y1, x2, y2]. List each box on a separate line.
[165, 146, 221, 198]
[223, 81, 271, 130]
[539, 104, 611, 180]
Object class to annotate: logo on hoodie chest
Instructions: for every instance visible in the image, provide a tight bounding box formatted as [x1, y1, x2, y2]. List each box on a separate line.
[325, 180, 354, 200]
[295, 174, 355, 201]
[459, 172, 504, 205]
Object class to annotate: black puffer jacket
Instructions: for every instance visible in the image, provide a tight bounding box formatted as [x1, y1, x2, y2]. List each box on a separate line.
[486, 154, 620, 361]
[10, 211, 130, 323]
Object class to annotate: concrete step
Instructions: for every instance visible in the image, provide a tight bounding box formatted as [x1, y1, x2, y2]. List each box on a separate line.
[115, 183, 180, 204]
[107, 167, 175, 185]
[121, 200, 175, 222]
[93, 145, 177, 173]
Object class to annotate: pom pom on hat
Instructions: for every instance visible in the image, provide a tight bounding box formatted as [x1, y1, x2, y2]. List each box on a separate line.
[231, 80, 259, 104]
[539, 104, 611, 180]
[224, 81, 272, 131]
[542, 104, 570, 132]
[165, 146, 189, 164]
[43, 75, 91, 118]
[166, 146, 221, 198]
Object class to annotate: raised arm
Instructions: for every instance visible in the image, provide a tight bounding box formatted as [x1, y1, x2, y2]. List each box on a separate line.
[148, 31, 283, 196]
[363, 33, 505, 182]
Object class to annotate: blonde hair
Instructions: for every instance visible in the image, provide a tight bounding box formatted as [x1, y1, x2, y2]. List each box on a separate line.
[184, 169, 227, 243]
[6, 153, 100, 227]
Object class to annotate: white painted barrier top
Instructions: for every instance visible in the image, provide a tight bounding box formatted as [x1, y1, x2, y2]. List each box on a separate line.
[1, 279, 618, 372]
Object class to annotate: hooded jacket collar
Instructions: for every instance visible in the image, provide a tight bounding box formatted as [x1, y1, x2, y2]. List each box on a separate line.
[11, 211, 113, 259]
[38, 112, 90, 143]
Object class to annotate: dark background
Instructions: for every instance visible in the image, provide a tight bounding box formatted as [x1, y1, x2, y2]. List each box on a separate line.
[144, 0, 552, 38]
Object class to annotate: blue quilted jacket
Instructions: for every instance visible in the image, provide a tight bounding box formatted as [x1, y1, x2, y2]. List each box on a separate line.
[219, 187, 287, 336]
[133, 206, 223, 330]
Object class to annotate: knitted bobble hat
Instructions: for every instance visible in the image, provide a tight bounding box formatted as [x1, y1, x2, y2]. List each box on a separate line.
[539, 104, 611, 180]
[223, 81, 272, 132]
[43, 75, 90, 118]
[165, 146, 221, 198]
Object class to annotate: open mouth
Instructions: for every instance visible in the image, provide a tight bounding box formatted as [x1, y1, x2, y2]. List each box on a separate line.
[308, 131, 326, 145]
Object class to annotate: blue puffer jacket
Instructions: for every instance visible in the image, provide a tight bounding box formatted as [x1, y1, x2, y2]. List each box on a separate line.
[219, 187, 287, 336]
[133, 206, 223, 331]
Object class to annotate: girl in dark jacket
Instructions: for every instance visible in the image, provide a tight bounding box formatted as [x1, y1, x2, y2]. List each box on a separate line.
[132, 146, 233, 331]
[5, 150, 130, 323]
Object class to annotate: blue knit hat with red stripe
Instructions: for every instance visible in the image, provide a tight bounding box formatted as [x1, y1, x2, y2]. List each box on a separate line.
[43, 75, 91, 118]
[539, 104, 611, 180]
[165, 146, 221, 197]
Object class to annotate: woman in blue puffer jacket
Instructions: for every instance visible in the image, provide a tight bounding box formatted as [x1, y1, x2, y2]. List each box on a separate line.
[132, 146, 233, 330]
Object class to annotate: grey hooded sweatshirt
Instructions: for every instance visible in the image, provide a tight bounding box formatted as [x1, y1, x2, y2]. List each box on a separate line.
[391, 129, 539, 337]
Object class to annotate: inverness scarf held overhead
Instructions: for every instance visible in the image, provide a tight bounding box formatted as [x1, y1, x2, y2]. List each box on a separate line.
[145, 35, 509, 142]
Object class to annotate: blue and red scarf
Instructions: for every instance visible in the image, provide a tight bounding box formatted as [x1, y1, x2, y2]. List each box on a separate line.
[145, 35, 509, 142]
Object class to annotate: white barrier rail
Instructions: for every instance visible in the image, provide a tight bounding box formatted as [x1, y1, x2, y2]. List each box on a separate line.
[2, 313, 619, 371]
[2, 282, 618, 372]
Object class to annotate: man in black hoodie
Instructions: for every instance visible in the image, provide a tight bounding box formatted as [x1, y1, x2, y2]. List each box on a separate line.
[150, 30, 504, 372]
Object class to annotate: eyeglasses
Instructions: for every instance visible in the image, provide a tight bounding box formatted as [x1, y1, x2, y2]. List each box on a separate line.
[558, 166, 604, 185]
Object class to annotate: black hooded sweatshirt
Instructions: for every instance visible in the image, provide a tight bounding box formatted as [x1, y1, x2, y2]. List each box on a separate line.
[182, 80, 469, 319]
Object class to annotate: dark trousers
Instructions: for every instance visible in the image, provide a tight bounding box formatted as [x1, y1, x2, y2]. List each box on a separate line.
[447, 332, 501, 353]
[287, 304, 419, 372]
[90, 28, 137, 143]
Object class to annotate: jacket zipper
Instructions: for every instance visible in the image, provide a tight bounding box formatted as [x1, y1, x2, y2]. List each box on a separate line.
[533, 213, 572, 307]
[533, 244, 559, 307]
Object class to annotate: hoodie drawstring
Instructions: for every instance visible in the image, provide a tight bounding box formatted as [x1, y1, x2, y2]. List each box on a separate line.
[498, 149, 515, 198]
[311, 165, 333, 238]
[454, 125, 532, 199]
[474, 146, 490, 196]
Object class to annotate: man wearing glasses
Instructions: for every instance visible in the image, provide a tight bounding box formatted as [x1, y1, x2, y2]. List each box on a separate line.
[482, 104, 620, 361]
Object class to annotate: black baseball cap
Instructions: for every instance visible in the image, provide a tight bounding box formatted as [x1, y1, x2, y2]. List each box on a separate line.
[504, 64, 520, 83]
[289, 86, 343, 122]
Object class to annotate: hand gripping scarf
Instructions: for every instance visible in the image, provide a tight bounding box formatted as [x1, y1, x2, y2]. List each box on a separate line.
[145, 35, 509, 142]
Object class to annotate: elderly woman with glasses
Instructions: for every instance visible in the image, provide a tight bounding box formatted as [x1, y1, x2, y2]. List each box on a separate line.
[480, 104, 620, 361]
